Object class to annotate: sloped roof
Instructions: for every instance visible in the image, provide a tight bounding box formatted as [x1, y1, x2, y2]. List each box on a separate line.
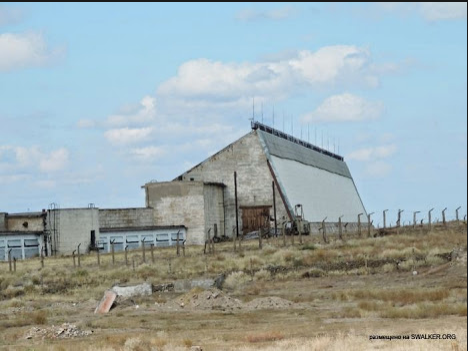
[257, 129, 352, 179]
[254, 122, 367, 223]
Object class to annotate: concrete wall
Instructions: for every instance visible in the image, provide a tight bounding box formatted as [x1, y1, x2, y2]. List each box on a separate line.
[99, 208, 154, 229]
[145, 182, 206, 245]
[203, 184, 225, 238]
[6, 215, 45, 232]
[179, 131, 289, 236]
[0, 213, 6, 231]
[51, 208, 100, 255]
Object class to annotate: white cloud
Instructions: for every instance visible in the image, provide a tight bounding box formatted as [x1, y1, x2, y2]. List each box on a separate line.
[0, 32, 65, 72]
[130, 146, 166, 161]
[104, 127, 153, 145]
[236, 6, 295, 21]
[0, 5, 22, 27]
[302, 93, 384, 122]
[365, 161, 392, 177]
[0, 145, 69, 175]
[418, 2, 467, 21]
[105, 96, 156, 128]
[39, 148, 69, 172]
[157, 46, 382, 110]
[376, 2, 467, 22]
[347, 144, 397, 161]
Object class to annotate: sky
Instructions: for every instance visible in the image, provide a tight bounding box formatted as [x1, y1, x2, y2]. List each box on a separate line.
[0, 2, 467, 226]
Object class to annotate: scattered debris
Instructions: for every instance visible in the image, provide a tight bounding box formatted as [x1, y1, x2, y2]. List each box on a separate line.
[25, 323, 92, 339]
[190, 347, 203, 351]
[112, 282, 152, 298]
[245, 296, 293, 310]
[158, 288, 295, 312]
[164, 288, 242, 311]
[94, 290, 117, 314]
[153, 283, 174, 292]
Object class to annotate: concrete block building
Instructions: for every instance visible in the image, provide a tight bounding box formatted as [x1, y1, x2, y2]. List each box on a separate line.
[144, 122, 367, 245]
[0, 211, 47, 260]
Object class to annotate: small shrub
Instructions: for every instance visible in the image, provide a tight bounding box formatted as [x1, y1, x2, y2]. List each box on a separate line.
[246, 331, 284, 343]
[31, 310, 47, 325]
[224, 271, 250, 290]
[254, 269, 271, 282]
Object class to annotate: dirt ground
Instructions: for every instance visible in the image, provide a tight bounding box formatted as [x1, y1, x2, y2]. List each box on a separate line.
[1, 262, 466, 350]
[0, 228, 466, 350]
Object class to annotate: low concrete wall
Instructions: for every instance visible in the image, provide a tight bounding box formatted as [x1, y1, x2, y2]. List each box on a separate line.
[99, 208, 154, 229]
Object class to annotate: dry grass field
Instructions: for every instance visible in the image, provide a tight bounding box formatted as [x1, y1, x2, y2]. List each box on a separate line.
[0, 222, 466, 350]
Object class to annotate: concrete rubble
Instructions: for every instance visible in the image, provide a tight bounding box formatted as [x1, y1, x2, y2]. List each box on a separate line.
[111, 282, 152, 298]
[24, 323, 92, 339]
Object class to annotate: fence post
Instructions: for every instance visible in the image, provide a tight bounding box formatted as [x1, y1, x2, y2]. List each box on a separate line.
[176, 231, 180, 257]
[150, 244, 154, 264]
[41, 247, 44, 268]
[321, 217, 328, 244]
[142, 238, 146, 263]
[397, 209, 404, 235]
[182, 240, 186, 257]
[358, 213, 363, 237]
[367, 212, 374, 238]
[125, 245, 129, 266]
[13, 257, 16, 272]
[111, 240, 115, 265]
[442, 208, 447, 227]
[456, 206, 461, 226]
[72, 250, 76, 268]
[338, 215, 343, 240]
[428, 208, 434, 232]
[212, 225, 216, 254]
[282, 221, 286, 247]
[77, 243, 81, 268]
[8, 249, 12, 272]
[383, 209, 388, 229]
[97, 245, 100, 266]
[258, 227, 263, 250]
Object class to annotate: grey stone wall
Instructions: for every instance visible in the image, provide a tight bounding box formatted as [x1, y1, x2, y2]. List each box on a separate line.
[203, 184, 225, 238]
[51, 208, 100, 255]
[99, 208, 154, 229]
[180, 131, 289, 236]
[6, 216, 44, 232]
[146, 182, 206, 245]
[0, 213, 6, 231]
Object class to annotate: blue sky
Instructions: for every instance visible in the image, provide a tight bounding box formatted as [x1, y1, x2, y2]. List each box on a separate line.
[1, 2, 466, 225]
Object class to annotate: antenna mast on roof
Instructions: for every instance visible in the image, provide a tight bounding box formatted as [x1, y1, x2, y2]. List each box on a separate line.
[261, 102, 264, 124]
[252, 97, 255, 122]
[282, 112, 285, 132]
[272, 106, 275, 128]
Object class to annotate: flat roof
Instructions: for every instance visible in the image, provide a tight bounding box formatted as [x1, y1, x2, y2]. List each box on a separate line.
[100, 225, 187, 233]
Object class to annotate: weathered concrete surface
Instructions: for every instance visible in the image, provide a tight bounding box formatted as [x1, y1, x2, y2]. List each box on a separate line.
[94, 290, 117, 314]
[145, 182, 206, 245]
[50, 208, 100, 255]
[99, 208, 154, 229]
[6, 214, 44, 232]
[111, 282, 152, 298]
[0, 213, 7, 231]
[177, 131, 289, 238]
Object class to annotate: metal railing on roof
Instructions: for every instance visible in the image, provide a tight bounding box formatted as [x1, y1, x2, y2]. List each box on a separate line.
[251, 121, 344, 161]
